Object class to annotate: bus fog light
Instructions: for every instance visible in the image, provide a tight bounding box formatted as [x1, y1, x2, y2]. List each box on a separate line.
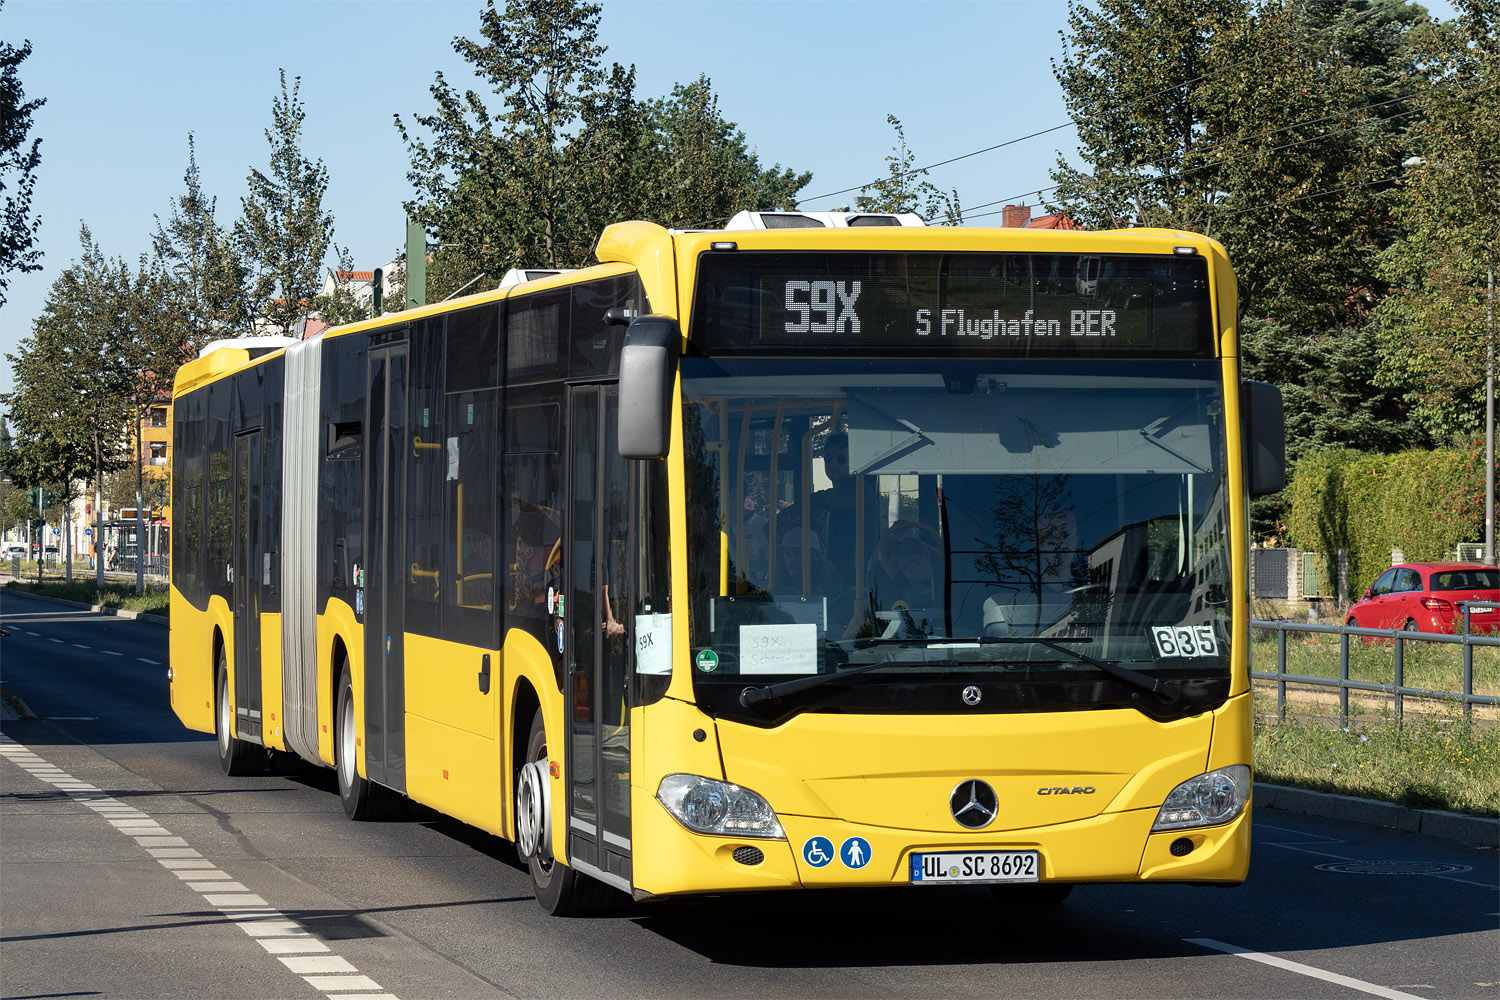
[1153, 765, 1251, 831]
[657, 773, 785, 839]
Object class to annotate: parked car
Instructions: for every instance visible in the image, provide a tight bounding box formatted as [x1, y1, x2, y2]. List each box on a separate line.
[2, 542, 26, 559]
[1344, 562, 1500, 633]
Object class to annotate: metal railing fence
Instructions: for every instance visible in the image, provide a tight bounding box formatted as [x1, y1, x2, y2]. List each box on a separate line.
[1252, 603, 1500, 725]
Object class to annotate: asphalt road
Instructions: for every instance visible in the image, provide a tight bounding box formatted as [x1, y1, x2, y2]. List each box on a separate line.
[2, 587, 1497, 1000]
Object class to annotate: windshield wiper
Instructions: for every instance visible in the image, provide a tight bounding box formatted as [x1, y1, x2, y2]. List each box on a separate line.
[739, 636, 1194, 718]
[864, 635, 1191, 718]
[969, 637, 1182, 704]
[739, 659, 901, 708]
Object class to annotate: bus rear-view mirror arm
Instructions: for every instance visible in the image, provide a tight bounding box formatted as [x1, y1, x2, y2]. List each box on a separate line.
[619, 315, 681, 460]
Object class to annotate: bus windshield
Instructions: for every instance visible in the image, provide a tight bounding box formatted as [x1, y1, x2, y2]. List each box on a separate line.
[682, 357, 1232, 724]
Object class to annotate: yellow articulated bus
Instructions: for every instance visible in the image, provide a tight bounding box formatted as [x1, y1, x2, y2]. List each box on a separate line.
[170, 210, 1284, 914]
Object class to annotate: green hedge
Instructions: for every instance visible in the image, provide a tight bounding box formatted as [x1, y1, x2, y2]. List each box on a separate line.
[1285, 448, 1483, 598]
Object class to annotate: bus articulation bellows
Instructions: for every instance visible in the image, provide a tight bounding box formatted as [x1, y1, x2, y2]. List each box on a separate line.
[170, 210, 1284, 914]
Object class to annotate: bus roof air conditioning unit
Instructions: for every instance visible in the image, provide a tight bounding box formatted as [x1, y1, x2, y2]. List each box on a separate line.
[499, 268, 570, 287]
[724, 210, 925, 230]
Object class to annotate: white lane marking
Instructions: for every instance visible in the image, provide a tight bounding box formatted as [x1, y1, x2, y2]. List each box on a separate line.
[101, 650, 122, 657]
[1186, 938, 1428, 1000]
[49, 638, 61, 643]
[138, 658, 161, 665]
[71, 644, 90, 650]
[0, 733, 401, 999]
[260, 938, 331, 955]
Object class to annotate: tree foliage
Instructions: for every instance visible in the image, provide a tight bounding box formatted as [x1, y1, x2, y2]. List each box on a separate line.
[237, 70, 344, 337]
[2, 225, 136, 532]
[1373, 0, 1500, 440]
[396, 0, 809, 299]
[857, 115, 961, 224]
[153, 135, 254, 347]
[0, 0, 45, 306]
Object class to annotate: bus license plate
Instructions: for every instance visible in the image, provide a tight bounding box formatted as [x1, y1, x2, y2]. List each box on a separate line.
[909, 850, 1040, 884]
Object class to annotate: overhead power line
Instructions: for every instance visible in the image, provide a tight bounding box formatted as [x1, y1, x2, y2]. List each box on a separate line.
[798, 0, 1415, 208]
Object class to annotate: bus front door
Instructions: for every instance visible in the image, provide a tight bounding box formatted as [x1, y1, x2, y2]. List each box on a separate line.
[565, 385, 632, 892]
[231, 429, 263, 745]
[363, 347, 408, 792]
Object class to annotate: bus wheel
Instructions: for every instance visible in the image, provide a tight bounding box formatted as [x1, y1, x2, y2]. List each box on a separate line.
[336, 661, 401, 820]
[518, 709, 610, 916]
[216, 646, 265, 776]
[990, 883, 1074, 905]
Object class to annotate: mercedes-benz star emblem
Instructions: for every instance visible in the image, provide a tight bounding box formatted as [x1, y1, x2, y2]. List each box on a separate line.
[962, 685, 982, 706]
[950, 779, 999, 829]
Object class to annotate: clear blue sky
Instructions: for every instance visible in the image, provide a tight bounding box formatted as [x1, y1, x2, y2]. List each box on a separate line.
[0, 0, 1456, 402]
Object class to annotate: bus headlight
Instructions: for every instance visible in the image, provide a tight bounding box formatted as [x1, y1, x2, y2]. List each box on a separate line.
[1152, 765, 1251, 831]
[657, 773, 785, 839]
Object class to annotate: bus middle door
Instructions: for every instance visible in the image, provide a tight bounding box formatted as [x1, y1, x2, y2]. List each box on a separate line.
[231, 428, 264, 745]
[564, 384, 632, 892]
[363, 346, 408, 793]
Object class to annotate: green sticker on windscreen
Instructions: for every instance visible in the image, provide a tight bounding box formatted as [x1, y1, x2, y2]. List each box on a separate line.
[695, 649, 720, 672]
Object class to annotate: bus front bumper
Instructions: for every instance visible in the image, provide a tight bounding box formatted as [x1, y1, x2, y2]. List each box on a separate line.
[628, 797, 1250, 897]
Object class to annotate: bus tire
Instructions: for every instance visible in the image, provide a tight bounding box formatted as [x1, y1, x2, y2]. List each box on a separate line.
[518, 709, 610, 916]
[336, 660, 401, 820]
[217, 646, 266, 776]
[990, 883, 1074, 905]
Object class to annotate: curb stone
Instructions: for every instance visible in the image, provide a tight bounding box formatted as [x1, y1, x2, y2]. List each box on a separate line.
[1257, 782, 1499, 847]
[6, 580, 1495, 847]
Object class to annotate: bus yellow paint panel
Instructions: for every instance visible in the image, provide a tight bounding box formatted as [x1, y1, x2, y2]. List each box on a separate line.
[168, 590, 218, 735]
[405, 714, 501, 833]
[317, 599, 361, 769]
[259, 612, 285, 751]
[1138, 808, 1250, 882]
[630, 787, 800, 897]
[716, 710, 1212, 833]
[404, 633, 496, 739]
[1208, 693, 1253, 774]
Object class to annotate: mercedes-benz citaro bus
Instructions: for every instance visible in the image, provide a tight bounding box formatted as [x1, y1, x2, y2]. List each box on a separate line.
[169, 210, 1284, 914]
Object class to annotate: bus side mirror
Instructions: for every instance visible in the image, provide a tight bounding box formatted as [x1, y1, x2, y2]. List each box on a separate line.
[618, 316, 680, 460]
[1242, 380, 1285, 497]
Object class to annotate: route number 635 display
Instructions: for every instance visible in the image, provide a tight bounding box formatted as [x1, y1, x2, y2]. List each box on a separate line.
[1150, 625, 1219, 658]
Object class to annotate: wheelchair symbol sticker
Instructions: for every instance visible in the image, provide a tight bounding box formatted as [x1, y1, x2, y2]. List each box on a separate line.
[802, 836, 835, 868]
[841, 836, 872, 869]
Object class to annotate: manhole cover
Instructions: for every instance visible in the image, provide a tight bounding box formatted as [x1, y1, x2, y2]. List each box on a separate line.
[1315, 861, 1472, 875]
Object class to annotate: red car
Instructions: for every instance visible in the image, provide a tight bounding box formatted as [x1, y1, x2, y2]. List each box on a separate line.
[1344, 562, 1500, 633]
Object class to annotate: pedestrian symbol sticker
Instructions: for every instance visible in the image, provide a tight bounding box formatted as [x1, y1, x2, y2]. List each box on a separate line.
[841, 836, 872, 869]
[802, 836, 834, 868]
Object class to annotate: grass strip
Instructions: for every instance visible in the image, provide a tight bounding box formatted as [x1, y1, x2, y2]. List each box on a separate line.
[1253, 693, 1499, 817]
[3, 578, 169, 617]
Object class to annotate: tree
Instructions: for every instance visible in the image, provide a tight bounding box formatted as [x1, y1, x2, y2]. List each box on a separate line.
[1048, 0, 1433, 538]
[397, 1, 810, 298]
[638, 75, 809, 229]
[237, 70, 343, 337]
[1, 225, 135, 579]
[0, 0, 45, 306]
[857, 115, 961, 224]
[1373, 0, 1500, 440]
[154, 135, 253, 347]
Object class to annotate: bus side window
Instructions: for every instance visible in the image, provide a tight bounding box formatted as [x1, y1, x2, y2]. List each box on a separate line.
[407, 317, 445, 635]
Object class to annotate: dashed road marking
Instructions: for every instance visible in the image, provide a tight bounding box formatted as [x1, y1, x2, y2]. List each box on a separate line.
[138, 658, 161, 665]
[0, 733, 399, 1000]
[101, 650, 123, 657]
[1187, 938, 1427, 1000]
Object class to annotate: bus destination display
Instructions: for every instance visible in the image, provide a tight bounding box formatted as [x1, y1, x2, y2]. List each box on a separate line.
[694, 251, 1214, 356]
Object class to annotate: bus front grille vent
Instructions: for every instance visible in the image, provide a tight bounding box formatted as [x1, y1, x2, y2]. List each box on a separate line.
[732, 846, 765, 867]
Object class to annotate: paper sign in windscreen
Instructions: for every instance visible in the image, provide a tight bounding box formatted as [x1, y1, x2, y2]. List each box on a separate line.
[739, 623, 818, 675]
